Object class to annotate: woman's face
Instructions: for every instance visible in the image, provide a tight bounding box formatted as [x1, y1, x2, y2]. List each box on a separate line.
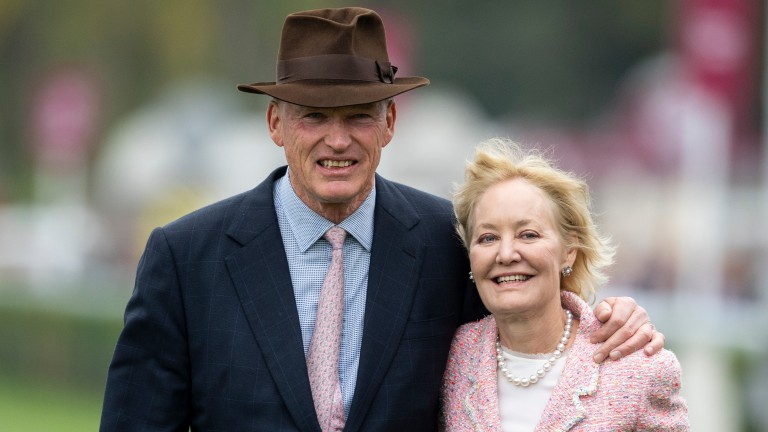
[468, 178, 576, 318]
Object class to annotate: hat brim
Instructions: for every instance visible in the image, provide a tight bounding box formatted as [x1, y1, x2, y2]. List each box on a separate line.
[237, 77, 429, 107]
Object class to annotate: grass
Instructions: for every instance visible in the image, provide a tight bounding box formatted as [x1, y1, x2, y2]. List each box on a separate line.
[0, 375, 103, 432]
[0, 284, 124, 431]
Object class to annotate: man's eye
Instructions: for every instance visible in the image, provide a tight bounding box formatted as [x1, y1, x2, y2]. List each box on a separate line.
[350, 113, 374, 122]
[304, 112, 325, 120]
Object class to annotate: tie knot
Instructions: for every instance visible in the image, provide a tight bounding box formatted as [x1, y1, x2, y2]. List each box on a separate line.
[324, 226, 346, 250]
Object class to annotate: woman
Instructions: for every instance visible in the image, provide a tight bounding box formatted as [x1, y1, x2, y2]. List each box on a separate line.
[441, 138, 689, 431]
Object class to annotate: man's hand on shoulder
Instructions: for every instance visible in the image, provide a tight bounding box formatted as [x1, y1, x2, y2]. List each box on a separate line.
[590, 296, 665, 363]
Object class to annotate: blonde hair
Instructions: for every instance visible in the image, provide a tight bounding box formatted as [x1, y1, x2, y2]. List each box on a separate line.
[452, 138, 614, 301]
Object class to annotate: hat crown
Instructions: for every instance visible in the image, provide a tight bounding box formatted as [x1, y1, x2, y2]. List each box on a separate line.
[236, 6, 429, 107]
[280, 7, 389, 63]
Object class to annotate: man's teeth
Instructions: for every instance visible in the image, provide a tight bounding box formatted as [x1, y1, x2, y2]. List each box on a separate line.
[497, 275, 530, 283]
[321, 160, 353, 168]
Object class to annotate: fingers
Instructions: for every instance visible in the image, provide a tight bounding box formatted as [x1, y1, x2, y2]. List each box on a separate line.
[590, 297, 639, 344]
[591, 297, 655, 363]
[593, 298, 614, 323]
[643, 323, 665, 356]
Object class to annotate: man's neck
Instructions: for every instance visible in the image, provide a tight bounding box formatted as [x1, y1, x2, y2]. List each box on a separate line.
[290, 182, 371, 225]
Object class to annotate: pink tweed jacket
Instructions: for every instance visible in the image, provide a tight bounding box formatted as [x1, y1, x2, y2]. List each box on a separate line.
[440, 291, 689, 431]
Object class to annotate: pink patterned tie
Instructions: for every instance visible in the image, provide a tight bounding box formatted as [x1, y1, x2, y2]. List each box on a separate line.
[307, 226, 346, 431]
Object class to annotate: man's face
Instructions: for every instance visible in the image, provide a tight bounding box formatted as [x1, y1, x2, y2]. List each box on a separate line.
[267, 99, 396, 221]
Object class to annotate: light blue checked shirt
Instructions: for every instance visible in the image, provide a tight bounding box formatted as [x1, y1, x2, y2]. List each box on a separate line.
[273, 170, 373, 415]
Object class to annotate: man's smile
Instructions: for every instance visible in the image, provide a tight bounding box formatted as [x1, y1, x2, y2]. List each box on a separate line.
[320, 160, 355, 168]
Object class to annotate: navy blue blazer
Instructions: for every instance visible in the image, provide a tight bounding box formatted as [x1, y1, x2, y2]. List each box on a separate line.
[100, 167, 485, 431]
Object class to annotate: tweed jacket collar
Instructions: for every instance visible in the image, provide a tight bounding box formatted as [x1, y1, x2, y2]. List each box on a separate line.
[460, 292, 601, 431]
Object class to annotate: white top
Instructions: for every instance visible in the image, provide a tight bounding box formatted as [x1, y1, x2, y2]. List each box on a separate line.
[496, 347, 568, 432]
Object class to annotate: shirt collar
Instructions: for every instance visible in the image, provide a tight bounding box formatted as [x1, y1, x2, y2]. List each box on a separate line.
[276, 168, 375, 252]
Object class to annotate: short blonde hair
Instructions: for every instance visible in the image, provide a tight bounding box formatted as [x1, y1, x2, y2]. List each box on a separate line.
[452, 138, 614, 301]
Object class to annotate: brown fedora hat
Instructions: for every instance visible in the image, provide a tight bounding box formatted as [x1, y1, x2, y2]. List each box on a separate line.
[237, 7, 429, 107]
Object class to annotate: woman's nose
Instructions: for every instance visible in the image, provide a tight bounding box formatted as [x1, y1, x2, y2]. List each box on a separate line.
[496, 240, 521, 264]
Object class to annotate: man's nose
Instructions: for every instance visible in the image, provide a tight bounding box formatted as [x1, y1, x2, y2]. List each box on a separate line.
[325, 119, 352, 150]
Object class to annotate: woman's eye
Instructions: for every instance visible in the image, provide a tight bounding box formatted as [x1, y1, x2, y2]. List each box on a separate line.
[477, 234, 496, 244]
[520, 231, 539, 240]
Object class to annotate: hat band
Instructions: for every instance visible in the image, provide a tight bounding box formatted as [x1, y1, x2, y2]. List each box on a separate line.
[277, 54, 397, 84]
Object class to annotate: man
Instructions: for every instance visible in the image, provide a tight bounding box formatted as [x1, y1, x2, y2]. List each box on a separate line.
[101, 7, 662, 431]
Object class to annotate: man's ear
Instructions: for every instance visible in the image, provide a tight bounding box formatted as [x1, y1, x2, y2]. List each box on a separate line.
[382, 100, 396, 148]
[267, 101, 283, 147]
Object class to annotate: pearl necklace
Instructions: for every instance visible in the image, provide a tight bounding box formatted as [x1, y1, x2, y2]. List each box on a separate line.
[495, 309, 573, 387]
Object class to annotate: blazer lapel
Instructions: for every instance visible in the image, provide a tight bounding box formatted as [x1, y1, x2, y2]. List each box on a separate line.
[536, 293, 601, 432]
[344, 176, 425, 431]
[467, 318, 504, 431]
[225, 168, 319, 432]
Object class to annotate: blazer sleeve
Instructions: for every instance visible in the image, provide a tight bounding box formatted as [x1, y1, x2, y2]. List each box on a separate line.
[100, 227, 191, 431]
[638, 349, 690, 431]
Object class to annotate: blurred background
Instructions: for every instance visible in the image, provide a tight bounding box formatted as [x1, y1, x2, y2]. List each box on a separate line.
[0, 0, 766, 430]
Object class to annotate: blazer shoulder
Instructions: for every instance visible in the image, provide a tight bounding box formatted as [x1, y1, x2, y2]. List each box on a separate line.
[614, 347, 682, 374]
[595, 349, 688, 428]
[599, 347, 684, 400]
[162, 189, 251, 232]
[643, 348, 684, 391]
[450, 316, 495, 360]
[380, 177, 457, 233]
[376, 175, 452, 212]
[163, 167, 283, 233]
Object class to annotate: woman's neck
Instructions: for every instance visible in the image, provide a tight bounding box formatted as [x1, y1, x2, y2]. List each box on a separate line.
[495, 304, 572, 355]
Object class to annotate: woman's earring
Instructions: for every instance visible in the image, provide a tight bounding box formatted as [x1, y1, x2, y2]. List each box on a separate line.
[561, 266, 573, 278]
[468, 271, 474, 282]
